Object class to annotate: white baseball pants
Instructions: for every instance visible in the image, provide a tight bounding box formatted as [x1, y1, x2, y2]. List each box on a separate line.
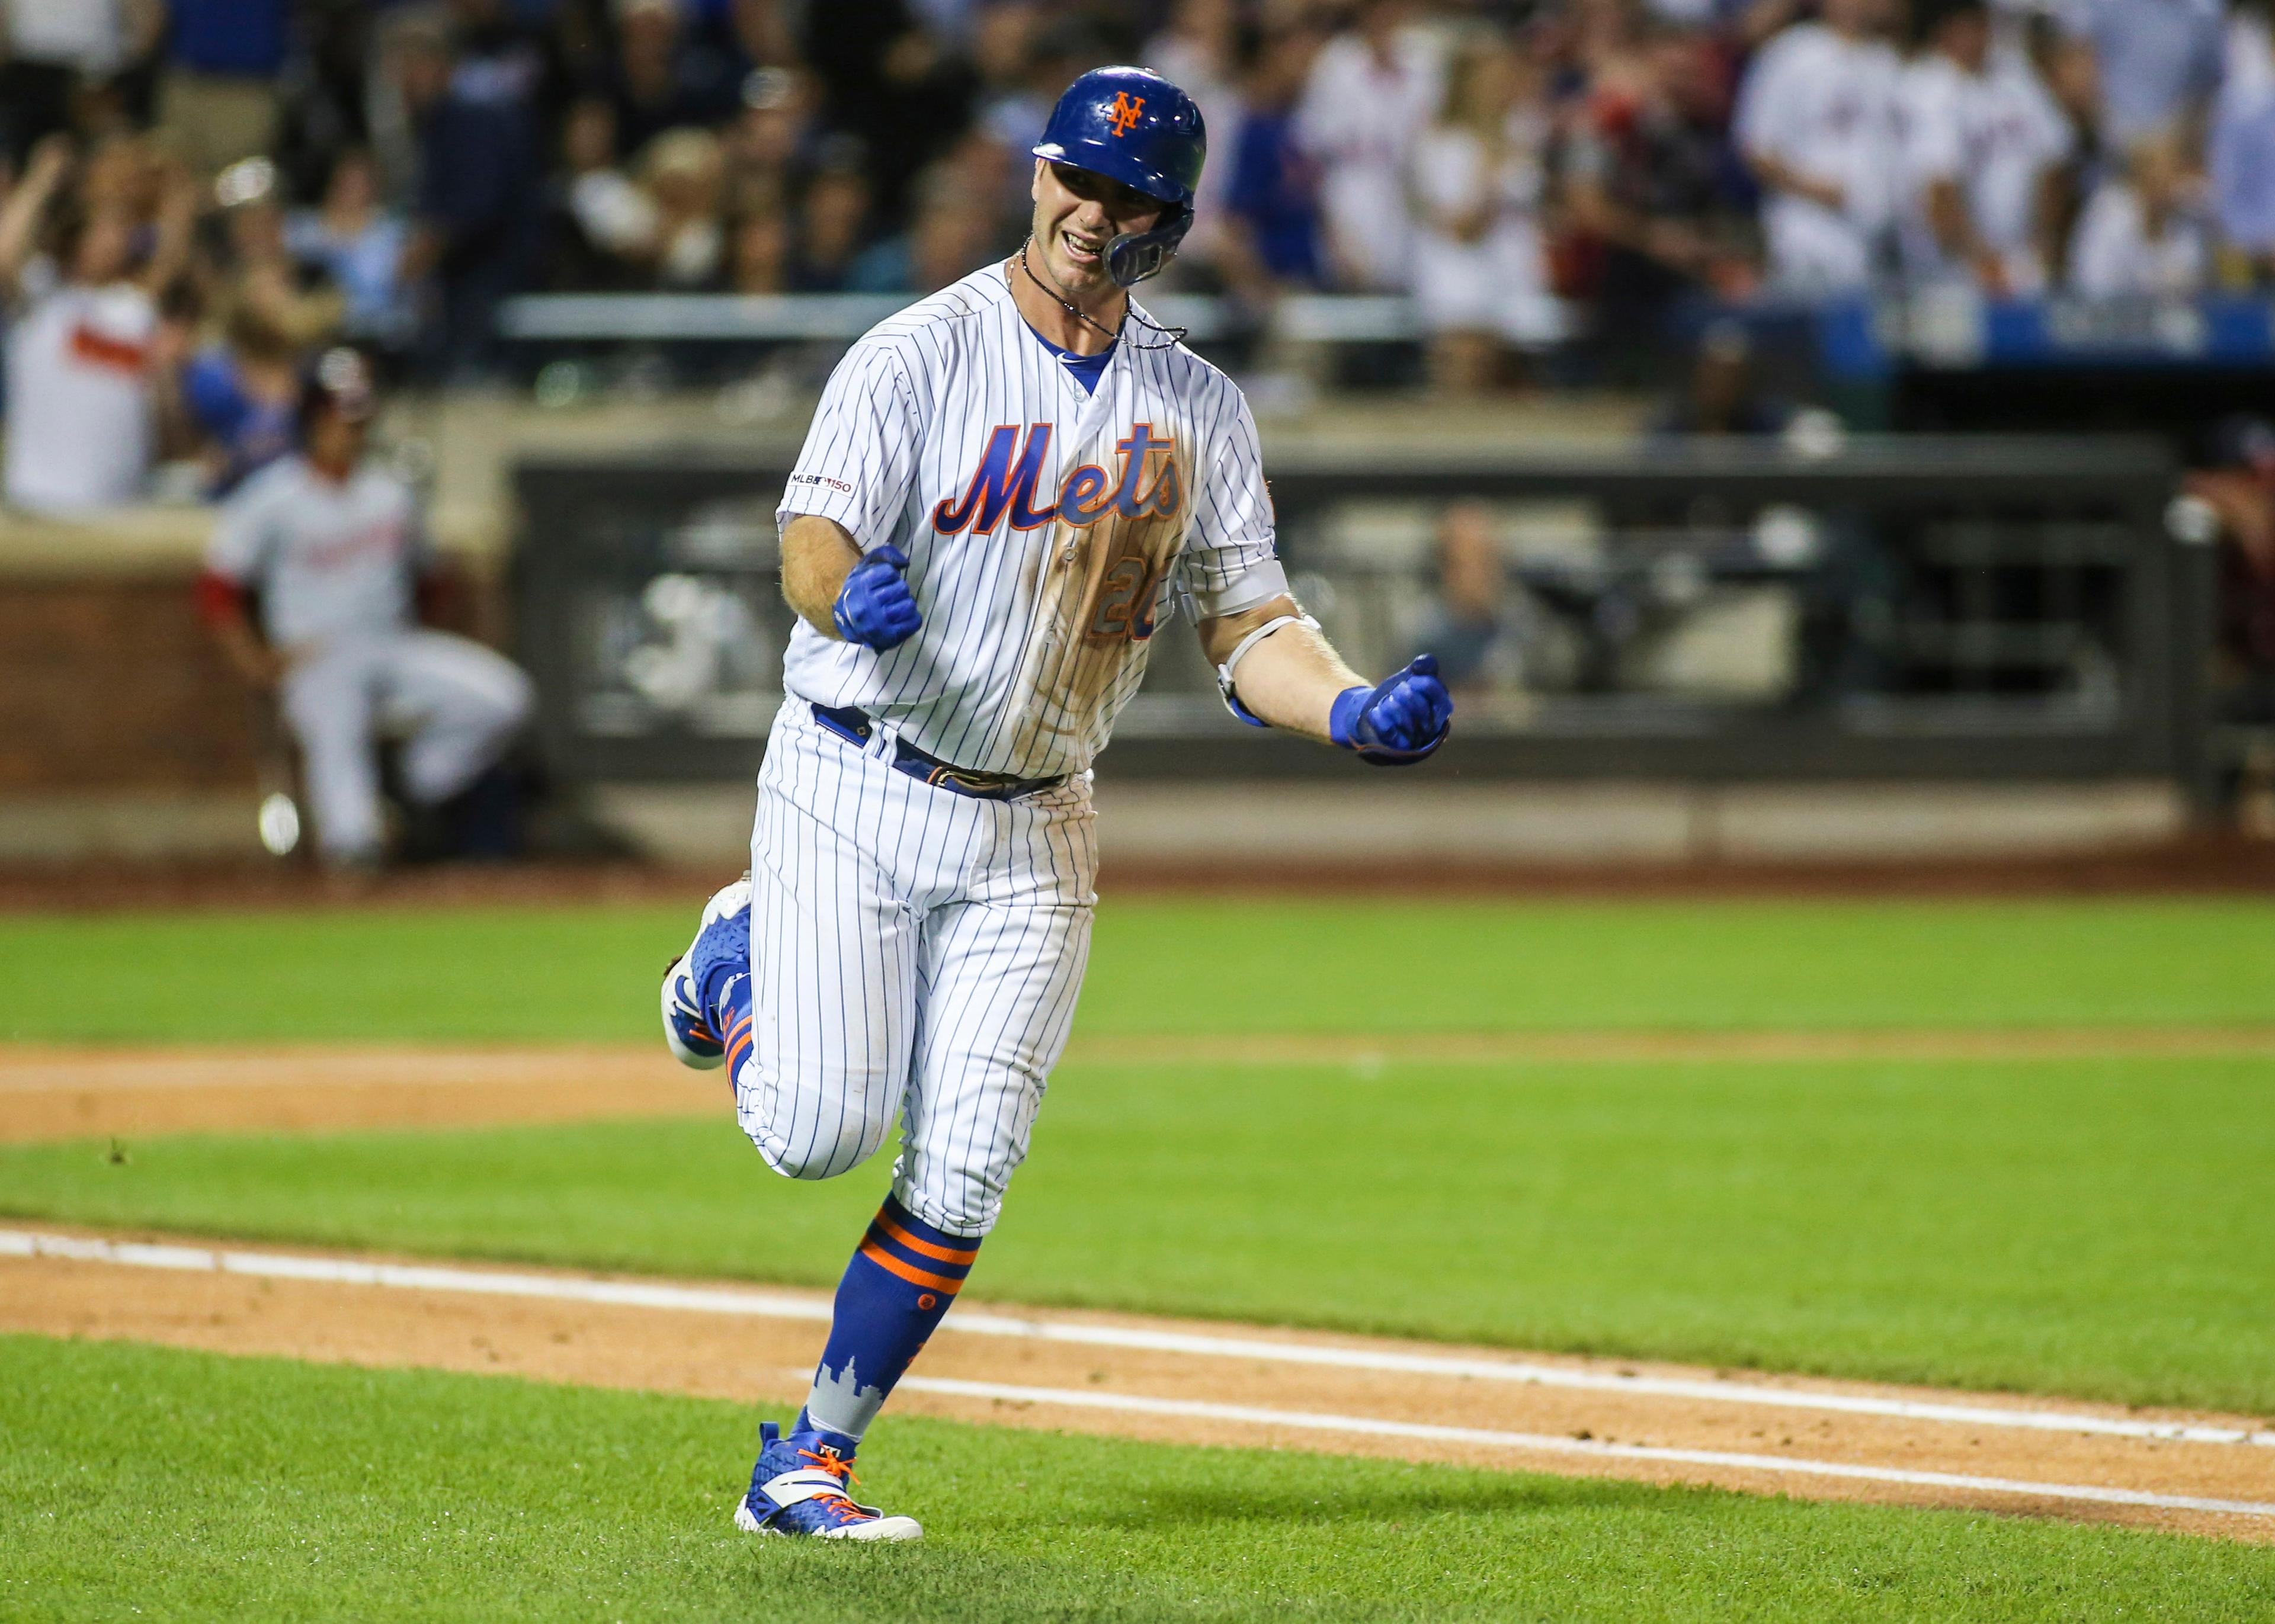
[281, 630, 534, 862]
[736, 697, 1097, 1238]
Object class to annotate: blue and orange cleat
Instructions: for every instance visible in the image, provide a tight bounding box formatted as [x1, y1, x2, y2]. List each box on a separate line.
[658, 875, 752, 1071]
[733, 1421, 922, 1541]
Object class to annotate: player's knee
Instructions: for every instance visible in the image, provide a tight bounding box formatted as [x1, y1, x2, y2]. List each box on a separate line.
[753, 1116, 889, 1182]
[896, 1147, 1013, 1237]
[466, 659, 534, 740]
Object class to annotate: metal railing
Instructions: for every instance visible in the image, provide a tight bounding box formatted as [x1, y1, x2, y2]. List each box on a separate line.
[498, 291, 1430, 348]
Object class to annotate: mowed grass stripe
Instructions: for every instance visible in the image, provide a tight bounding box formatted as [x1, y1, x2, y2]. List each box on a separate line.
[9, 1334, 2275, 1622]
[13, 1026, 2275, 1145]
[4, 897, 2275, 1045]
[5, 1052, 2271, 1414]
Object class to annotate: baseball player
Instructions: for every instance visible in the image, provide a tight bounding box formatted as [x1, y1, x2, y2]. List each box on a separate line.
[198, 349, 534, 866]
[656, 66, 1453, 1541]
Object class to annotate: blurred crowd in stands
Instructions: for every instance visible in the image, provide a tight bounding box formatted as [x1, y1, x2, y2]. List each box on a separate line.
[8, 0, 2275, 511]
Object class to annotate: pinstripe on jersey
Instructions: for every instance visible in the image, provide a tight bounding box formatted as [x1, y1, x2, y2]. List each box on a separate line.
[777, 262, 1280, 780]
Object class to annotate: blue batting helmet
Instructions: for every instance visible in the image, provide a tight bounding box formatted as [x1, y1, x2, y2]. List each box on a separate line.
[1031, 66, 1206, 287]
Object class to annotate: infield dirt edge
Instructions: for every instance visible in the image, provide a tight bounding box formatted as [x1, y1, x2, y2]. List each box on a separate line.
[5, 1223, 2272, 1545]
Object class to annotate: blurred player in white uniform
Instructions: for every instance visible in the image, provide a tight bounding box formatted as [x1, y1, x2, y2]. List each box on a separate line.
[655, 68, 1454, 1541]
[1736, 0, 1905, 293]
[199, 350, 533, 865]
[1898, 0, 2074, 295]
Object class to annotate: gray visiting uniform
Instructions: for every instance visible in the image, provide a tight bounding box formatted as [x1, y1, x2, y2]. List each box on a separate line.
[206, 455, 534, 861]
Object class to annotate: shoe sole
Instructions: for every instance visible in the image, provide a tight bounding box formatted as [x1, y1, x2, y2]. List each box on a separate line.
[658, 876, 755, 1073]
[733, 1500, 922, 1542]
[659, 952, 725, 1071]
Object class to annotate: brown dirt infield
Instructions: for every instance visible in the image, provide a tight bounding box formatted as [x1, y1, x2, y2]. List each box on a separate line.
[5, 1225, 2273, 1543]
[7, 1029, 2275, 1144]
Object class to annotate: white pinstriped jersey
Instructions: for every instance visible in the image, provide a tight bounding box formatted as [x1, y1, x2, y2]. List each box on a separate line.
[776, 262, 1281, 780]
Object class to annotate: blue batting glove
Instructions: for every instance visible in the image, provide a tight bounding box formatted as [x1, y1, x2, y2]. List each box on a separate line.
[1329, 654, 1453, 766]
[832, 545, 922, 650]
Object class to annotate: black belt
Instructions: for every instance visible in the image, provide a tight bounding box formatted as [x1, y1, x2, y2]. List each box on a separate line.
[810, 703, 1068, 801]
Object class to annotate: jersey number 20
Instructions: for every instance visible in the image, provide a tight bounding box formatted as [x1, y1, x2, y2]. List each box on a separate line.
[1090, 556, 1165, 641]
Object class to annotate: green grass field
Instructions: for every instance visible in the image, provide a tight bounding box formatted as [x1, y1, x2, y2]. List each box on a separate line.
[10, 1336, 2273, 1623]
[4, 896, 2273, 1619]
[4, 896, 2274, 1045]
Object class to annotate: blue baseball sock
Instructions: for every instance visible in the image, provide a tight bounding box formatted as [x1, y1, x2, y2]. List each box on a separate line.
[793, 1193, 980, 1450]
[706, 967, 752, 1080]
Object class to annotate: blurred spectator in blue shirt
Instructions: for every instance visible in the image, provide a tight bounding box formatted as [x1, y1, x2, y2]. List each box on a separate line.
[1222, 24, 1328, 298]
[2212, 16, 2275, 284]
[2061, 0, 2225, 148]
[159, 0, 290, 178]
[181, 306, 302, 497]
[390, 13, 540, 380]
[287, 149, 415, 353]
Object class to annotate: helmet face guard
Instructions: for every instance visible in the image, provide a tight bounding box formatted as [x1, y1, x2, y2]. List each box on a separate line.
[1031, 67, 1206, 288]
[1103, 205, 1193, 289]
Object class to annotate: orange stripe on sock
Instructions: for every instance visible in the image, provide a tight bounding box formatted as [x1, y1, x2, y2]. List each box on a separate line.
[858, 1240, 965, 1294]
[871, 1209, 981, 1266]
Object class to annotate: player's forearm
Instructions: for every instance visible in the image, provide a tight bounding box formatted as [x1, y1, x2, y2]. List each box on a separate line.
[207, 609, 281, 687]
[0, 140, 69, 285]
[781, 514, 864, 640]
[1748, 152, 1844, 213]
[1199, 598, 1364, 744]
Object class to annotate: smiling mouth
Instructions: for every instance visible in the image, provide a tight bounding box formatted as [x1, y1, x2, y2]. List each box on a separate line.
[1060, 229, 1109, 267]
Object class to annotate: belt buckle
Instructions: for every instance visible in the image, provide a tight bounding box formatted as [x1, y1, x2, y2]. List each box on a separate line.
[929, 763, 1014, 799]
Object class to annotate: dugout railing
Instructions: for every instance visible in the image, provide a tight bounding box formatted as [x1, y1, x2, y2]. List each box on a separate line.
[512, 435, 2209, 800]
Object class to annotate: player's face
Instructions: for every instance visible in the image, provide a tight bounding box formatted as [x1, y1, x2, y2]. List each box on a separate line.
[306, 407, 369, 473]
[1030, 159, 1164, 296]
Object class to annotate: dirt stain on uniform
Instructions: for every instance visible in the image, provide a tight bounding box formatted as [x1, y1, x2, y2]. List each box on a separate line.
[1008, 422, 1190, 764]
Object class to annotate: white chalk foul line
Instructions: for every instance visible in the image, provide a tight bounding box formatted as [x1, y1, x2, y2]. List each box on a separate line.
[896, 1376, 2275, 1520]
[6, 1227, 2271, 1455]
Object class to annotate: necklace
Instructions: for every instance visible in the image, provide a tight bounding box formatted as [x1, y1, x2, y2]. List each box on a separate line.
[1014, 239, 1186, 352]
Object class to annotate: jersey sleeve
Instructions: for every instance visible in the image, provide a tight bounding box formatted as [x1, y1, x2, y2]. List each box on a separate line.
[1174, 383, 1283, 618]
[777, 338, 922, 549]
[204, 476, 277, 585]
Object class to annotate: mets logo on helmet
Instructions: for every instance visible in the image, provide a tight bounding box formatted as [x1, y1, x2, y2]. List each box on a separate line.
[1107, 91, 1145, 136]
